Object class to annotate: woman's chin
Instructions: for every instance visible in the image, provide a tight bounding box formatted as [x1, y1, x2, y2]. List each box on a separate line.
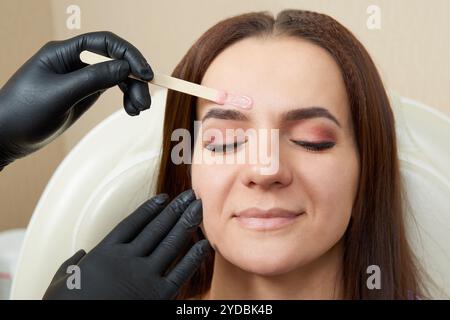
[239, 260, 298, 276]
[225, 249, 308, 277]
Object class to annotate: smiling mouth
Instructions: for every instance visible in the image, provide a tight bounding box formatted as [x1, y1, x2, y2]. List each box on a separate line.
[232, 207, 304, 231]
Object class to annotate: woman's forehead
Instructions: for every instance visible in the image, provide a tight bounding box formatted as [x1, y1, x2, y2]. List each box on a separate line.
[197, 36, 349, 125]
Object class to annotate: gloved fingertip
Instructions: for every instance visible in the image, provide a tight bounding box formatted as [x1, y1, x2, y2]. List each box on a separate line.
[179, 189, 196, 203]
[125, 108, 140, 116]
[123, 96, 141, 116]
[139, 62, 154, 81]
[198, 239, 212, 255]
[136, 98, 151, 111]
[154, 193, 170, 204]
[76, 249, 87, 256]
[185, 200, 203, 228]
[144, 96, 152, 110]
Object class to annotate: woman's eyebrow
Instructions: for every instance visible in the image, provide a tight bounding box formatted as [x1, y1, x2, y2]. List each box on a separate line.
[283, 107, 341, 128]
[201, 108, 248, 122]
[201, 106, 341, 128]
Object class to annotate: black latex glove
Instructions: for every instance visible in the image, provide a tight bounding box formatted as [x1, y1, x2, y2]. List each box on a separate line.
[0, 31, 153, 169]
[43, 189, 211, 300]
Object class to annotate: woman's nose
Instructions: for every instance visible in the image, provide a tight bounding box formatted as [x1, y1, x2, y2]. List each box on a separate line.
[240, 162, 293, 190]
[239, 134, 293, 189]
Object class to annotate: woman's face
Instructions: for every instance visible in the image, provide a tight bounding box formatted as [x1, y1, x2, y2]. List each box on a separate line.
[191, 36, 359, 276]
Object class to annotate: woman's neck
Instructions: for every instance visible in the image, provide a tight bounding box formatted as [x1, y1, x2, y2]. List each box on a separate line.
[202, 240, 344, 300]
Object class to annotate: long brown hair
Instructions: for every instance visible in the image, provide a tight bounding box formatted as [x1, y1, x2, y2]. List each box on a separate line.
[155, 9, 426, 299]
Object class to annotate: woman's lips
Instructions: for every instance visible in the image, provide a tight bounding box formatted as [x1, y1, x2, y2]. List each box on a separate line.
[232, 207, 304, 231]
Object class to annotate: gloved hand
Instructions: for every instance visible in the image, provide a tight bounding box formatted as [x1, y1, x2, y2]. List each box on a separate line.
[0, 31, 153, 169]
[43, 189, 211, 300]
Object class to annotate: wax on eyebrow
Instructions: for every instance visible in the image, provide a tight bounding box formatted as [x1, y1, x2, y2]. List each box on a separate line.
[215, 90, 253, 109]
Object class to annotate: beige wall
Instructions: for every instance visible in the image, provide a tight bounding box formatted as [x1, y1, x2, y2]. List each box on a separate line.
[1, 0, 449, 230]
[0, 0, 66, 230]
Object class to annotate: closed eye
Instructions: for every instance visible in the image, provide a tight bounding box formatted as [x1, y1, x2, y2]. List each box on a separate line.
[204, 140, 247, 153]
[203, 139, 335, 153]
[291, 140, 336, 152]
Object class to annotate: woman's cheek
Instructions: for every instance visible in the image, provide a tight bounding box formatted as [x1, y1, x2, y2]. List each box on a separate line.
[297, 148, 358, 231]
[306, 145, 358, 199]
[199, 186, 230, 252]
[200, 205, 219, 250]
[192, 161, 233, 250]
